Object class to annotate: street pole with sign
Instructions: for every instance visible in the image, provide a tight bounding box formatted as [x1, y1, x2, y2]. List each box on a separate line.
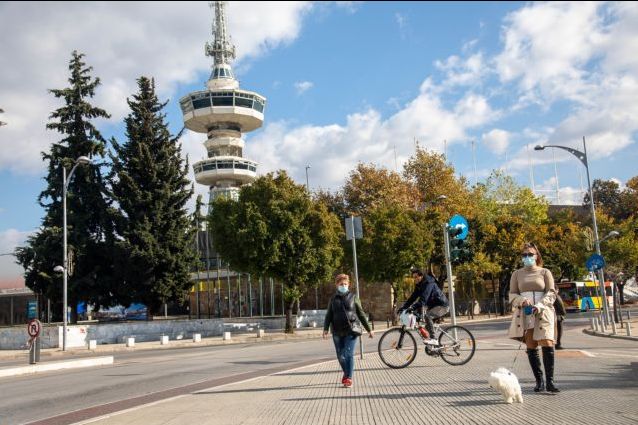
[345, 216, 364, 359]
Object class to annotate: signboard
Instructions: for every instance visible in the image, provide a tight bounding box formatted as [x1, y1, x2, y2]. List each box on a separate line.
[345, 216, 363, 240]
[586, 254, 605, 271]
[27, 319, 42, 338]
[27, 300, 37, 319]
[448, 214, 469, 240]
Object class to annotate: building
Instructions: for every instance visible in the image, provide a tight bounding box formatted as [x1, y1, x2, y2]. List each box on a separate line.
[179, 1, 264, 203]
[182, 2, 287, 319]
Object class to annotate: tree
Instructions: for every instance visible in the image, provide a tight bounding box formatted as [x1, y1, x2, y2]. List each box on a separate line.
[0, 108, 6, 126]
[455, 252, 501, 317]
[356, 204, 434, 319]
[109, 77, 196, 316]
[342, 163, 418, 214]
[209, 171, 343, 332]
[15, 51, 114, 320]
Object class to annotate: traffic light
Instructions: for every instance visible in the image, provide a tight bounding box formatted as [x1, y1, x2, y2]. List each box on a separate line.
[448, 225, 472, 264]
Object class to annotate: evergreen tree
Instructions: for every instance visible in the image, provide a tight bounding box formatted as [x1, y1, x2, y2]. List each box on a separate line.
[109, 77, 196, 316]
[15, 51, 113, 321]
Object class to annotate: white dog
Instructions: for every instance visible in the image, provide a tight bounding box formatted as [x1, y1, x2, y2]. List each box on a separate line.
[488, 367, 523, 404]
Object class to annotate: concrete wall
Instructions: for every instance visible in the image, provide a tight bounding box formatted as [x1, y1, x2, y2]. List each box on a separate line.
[0, 316, 289, 350]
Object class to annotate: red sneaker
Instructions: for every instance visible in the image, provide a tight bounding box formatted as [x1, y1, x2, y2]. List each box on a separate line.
[343, 378, 353, 388]
[341, 375, 346, 384]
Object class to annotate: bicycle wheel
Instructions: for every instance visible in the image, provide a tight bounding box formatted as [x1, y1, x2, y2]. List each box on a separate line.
[437, 325, 476, 366]
[378, 327, 418, 369]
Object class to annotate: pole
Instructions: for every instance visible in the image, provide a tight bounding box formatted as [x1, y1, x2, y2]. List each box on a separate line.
[583, 137, 610, 325]
[217, 254, 221, 318]
[552, 149, 560, 203]
[62, 166, 68, 351]
[205, 227, 211, 319]
[195, 223, 200, 319]
[471, 140, 477, 186]
[248, 274, 252, 317]
[259, 276, 263, 316]
[227, 263, 231, 318]
[350, 216, 363, 360]
[238, 273, 242, 317]
[443, 223, 457, 327]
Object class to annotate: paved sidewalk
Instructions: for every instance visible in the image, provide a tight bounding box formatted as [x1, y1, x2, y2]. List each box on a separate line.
[80, 329, 638, 425]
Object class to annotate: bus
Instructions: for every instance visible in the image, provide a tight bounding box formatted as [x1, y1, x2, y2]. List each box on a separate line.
[556, 280, 613, 312]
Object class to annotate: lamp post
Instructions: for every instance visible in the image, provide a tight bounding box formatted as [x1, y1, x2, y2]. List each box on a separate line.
[535, 137, 611, 325]
[599, 230, 620, 322]
[60, 156, 91, 351]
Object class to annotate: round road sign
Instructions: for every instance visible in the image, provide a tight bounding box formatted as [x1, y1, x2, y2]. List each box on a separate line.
[27, 319, 42, 338]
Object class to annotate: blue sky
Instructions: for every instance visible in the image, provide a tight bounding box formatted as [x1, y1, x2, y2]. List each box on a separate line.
[1, 1, 637, 283]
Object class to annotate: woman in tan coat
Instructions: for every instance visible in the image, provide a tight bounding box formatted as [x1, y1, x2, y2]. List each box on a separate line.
[508, 243, 560, 393]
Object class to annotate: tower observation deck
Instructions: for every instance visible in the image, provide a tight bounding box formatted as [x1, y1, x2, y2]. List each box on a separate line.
[180, 1, 265, 202]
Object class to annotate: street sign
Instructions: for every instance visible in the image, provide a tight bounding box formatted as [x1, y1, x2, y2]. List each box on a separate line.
[27, 319, 42, 338]
[586, 254, 606, 271]
[27, 300, 37, 319]
[345, 216, 363, 240]
[448, 214, 469, 240]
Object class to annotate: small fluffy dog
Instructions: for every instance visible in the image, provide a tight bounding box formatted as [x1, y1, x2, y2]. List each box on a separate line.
[488, 367, 523, 404]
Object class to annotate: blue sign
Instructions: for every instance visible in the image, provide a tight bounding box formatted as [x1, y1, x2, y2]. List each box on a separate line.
[586, 254, 606, 271]
[27, 300, 37, 319]
[448, 214, 469, 240]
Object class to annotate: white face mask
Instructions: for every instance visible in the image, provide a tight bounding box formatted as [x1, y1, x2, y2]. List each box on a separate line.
[337, 285, 349, 294]
[522, 255, 536, 267]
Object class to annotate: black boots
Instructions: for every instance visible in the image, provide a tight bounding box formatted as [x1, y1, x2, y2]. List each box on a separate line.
[526, 348, 544, 392]
[542, 346, 560, 393]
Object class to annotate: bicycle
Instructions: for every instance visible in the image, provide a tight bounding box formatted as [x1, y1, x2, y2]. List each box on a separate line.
[378, 310, 476, 368]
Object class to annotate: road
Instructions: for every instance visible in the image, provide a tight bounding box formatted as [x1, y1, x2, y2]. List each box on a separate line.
[0, 310, 635, 425]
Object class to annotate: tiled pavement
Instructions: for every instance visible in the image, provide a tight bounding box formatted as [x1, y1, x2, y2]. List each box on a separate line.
[81, 331, 638, 425]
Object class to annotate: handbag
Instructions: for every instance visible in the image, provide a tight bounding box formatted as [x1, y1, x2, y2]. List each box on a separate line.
[340, 296, 363, 336]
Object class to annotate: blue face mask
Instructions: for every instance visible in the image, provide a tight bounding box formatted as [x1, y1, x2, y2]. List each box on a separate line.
[337, 285, 349, 294]
[522, 256, 536, 267]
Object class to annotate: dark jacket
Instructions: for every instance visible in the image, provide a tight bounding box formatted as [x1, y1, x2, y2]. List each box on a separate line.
[323, 292, 372, 336]
[401, 275, 448, 311]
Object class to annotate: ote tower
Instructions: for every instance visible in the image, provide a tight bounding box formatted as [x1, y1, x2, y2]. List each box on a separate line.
[180, 1, 266, 202]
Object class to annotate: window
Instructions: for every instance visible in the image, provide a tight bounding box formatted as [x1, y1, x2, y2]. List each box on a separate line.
[192, 96, 211, 109]
[212, 94, 233, 106]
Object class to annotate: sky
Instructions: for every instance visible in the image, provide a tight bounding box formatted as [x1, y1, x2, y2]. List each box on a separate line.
[1, 1, 638, 285]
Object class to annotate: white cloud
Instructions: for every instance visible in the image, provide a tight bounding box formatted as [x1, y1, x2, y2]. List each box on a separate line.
[395, 12, 408, 38]
[482, 129, 510, 155]
[435, 53, 485, 88]
[294, 81, 314, 95]
[0, 1, 312, 175]
[495, 1, 605, 105]
[535, 177, 585, 206]
[0, 229, 33, 279]
[245, 81, 498, 191]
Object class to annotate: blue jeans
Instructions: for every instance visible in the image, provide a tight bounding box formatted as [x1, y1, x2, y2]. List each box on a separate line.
[332, 334, 358, 379]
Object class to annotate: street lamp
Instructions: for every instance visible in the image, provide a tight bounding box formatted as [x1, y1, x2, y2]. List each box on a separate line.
[535, 137, 611, 325]
[600, 230, 620, 244]
[305, 164, 317, 308]
[599, 230, 620, 322]
[61, 155, 91, 351]
[305, 165, 311, 192]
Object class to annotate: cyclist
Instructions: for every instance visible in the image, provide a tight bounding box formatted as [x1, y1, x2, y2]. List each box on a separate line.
[398, 268, 449, 344]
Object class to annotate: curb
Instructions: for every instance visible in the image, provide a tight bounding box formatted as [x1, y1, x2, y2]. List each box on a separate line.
[582, 328, 638, 342]
[0, 356, 113, 378]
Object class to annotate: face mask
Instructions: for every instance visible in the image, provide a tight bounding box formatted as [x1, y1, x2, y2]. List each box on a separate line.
[337, 285, 349, 294]
[522, 256, 536, 267]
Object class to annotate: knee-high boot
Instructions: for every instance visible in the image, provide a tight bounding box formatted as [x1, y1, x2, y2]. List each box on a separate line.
[542, 346, 560, 393]
[526, 348, 544, 392]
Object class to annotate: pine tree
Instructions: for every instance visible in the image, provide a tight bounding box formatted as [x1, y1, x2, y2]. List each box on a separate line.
[15, 51, 113, 321]
[109, 77, 196, 316]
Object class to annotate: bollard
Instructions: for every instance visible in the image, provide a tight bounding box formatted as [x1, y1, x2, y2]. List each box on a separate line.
[256, 329, 265, 338]
[223, 331, 231, 341]
[126, 337, 135, 348]
[627, 322, 632, 337]
[160, 335, 169, 345]
[610, 318, 617, 335]
[598, 314, 606, 333]
[193, 333, 202, 343]
[590, 317, 597, 332]
[88, 340, 97, 350]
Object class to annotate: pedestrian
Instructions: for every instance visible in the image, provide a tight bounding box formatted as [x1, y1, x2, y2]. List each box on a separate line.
[323, 274, 374, 388]
[508, 242, 560, 393]
[554, 293, 566, 349]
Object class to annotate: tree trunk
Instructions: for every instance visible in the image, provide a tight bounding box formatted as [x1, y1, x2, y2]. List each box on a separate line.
[285, 300, 296, 334]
